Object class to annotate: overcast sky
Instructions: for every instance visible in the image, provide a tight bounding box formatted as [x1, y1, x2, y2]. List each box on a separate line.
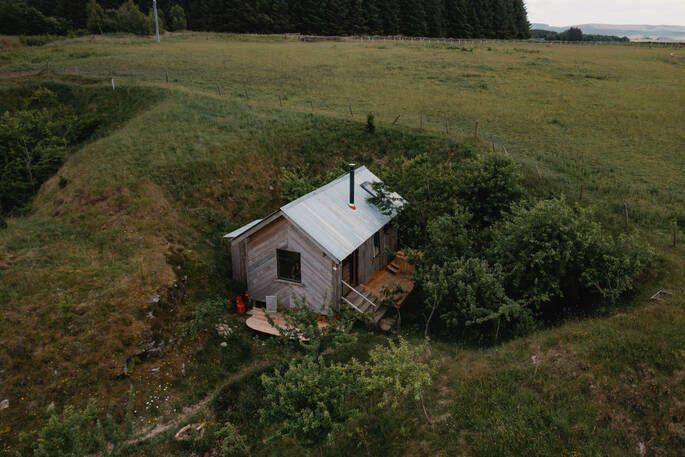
[526, 0, 685, 26]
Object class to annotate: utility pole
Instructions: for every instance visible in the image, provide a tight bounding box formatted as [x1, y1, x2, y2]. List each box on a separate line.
[153, 0, 160, 43]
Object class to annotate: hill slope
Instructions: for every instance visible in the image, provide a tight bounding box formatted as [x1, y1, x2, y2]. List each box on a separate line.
[1, 34, 684, 455]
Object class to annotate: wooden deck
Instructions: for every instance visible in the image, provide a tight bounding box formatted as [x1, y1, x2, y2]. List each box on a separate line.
[342, 253, 415, 327]
[245, 307, 328, 337]
[363, 253, 415, 308]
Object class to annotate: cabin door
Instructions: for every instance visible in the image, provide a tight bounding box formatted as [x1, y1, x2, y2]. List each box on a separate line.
[342, 250, 358, 287]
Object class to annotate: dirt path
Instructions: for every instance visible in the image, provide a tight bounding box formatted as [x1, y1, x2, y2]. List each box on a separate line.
[124, 360, 273, 446]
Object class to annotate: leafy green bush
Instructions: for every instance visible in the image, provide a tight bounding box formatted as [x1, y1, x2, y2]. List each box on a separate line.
[489, 197, 652, 317]
[424, 204, 473, 266]
[259, 338, 431, 448]
[0, 97, 74, 214]
[260, 357, 360, 447]
[417, 258, 531, 340]
[366, 112, 375, 133]
[0, 0, 69, 35]
[279, 165, 342, 201]
[167, 4, 187, 31]
[216, 422, 249, 456]
[361, 337, 432, 410]
[115, 0, 151, 35]
[371, 154, 464, 247]
[34, 402, 118, 457]
[86, 0, 109, 34]
[456, 153, 523, 228]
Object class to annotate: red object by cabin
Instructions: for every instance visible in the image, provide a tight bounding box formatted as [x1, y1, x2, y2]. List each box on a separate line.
[235, 295, 246, 314]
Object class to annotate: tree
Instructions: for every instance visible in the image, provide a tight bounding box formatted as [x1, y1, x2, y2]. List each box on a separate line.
[116, 0, 151, 35]
[456, 153, 523, 229]
[512, 0, 530, 38]
[360, 337, 432, 411]
[34, 403, 106, 457]
[445, 0, 470, 37]
[489, 197, 651, 317]
[216, 422, 250, 457]
[259, 338, 433, 448]
[0, 98, 72, 215]
[398, 0, 427, 36]
[418, 257, 530, 340]
[424, 205, 473, 266]
[85, 0, 106, 34]
[424, 0, 444, 37]
[259, 356, 361, 447]
[167, 4, 187, 31]
[560, 26, 583, 41]
[0, 0, 69, 35]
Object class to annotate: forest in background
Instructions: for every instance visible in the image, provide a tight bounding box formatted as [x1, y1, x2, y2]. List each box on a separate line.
[5, 0, 530, 38]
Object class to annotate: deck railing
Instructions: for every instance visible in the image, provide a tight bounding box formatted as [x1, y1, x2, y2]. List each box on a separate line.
[341, 280, 378, 312]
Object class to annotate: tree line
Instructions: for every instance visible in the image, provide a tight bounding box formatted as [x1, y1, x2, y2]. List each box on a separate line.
[531, 27, 630, 43]
[5, 0, 530, 39]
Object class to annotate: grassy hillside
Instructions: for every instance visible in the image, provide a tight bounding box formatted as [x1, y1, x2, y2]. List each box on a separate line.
[0, 34, 684, 456]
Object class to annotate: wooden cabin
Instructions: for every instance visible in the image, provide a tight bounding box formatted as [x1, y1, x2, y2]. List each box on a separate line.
[225, 165, 413, 323]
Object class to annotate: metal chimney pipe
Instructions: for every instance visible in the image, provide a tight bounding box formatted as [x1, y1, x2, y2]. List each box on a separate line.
[348, 163, 356, 210]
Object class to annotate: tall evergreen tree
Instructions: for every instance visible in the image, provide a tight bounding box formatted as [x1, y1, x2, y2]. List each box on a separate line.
[363, 0, 383, 35]
[445, 0, 470, 37]
[512, 0, 530, 38]
[379, 0, 400, 35]
[398, 0, 427, 36]
[345, 0, 365, 35]
[18, 0, 531, 39]
[424, 0, 444, 37]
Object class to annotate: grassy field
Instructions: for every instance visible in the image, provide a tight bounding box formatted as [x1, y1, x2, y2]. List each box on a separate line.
[0, 33, 684, 456]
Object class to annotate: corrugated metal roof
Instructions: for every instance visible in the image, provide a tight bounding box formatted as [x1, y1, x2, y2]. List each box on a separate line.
[223, 218, 263, 239]
[281, 166, 401, 262]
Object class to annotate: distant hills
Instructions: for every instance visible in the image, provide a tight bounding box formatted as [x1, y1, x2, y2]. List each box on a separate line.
[532, 23, 685, 42]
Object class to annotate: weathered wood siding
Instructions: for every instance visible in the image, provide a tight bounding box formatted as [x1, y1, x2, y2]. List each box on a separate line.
[356, 225, 398, 285]
[242, 216, 336, 313]
[231, 240, 247, 284]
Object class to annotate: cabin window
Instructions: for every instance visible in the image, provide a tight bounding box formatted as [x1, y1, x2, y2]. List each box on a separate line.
[277, 249, 301, 283]
[372, 232, 381, 258]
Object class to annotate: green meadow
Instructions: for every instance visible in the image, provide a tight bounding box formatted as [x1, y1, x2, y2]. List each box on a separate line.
[0, 33, 684, 455]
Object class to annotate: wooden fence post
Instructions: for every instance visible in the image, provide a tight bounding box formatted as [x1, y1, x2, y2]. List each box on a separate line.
[474, 121, 479, 141]
[674, 220, 678, 248]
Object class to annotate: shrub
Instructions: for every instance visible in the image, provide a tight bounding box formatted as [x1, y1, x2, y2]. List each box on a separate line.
[216, 422, 250, 457]
[259, 356, 360, 447]
[424, 204, 473, 266]
[366, 112, 375, 133]
[489, 197, 651, 318]
[167, 4, 187, 31]
[417, 258, 530, 340]
[279, 165, 341, 201]
[116, 0, 151, 35]
[361, 337, 431, 410]
[34, 402, 115, 457]
[456, 153, 523, 228]
[0, 0, 69, 35]
[86, 0, 107, 34]
[259, 338, 432, 448]
[0, 105, 70, 214]
[371, 154, 463, 248]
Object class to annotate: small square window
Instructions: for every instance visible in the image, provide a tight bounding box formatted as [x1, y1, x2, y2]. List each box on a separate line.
[277, 249, 301, 283]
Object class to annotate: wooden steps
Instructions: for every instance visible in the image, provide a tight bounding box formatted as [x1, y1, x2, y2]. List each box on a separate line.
[386, 262, 400, 274]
